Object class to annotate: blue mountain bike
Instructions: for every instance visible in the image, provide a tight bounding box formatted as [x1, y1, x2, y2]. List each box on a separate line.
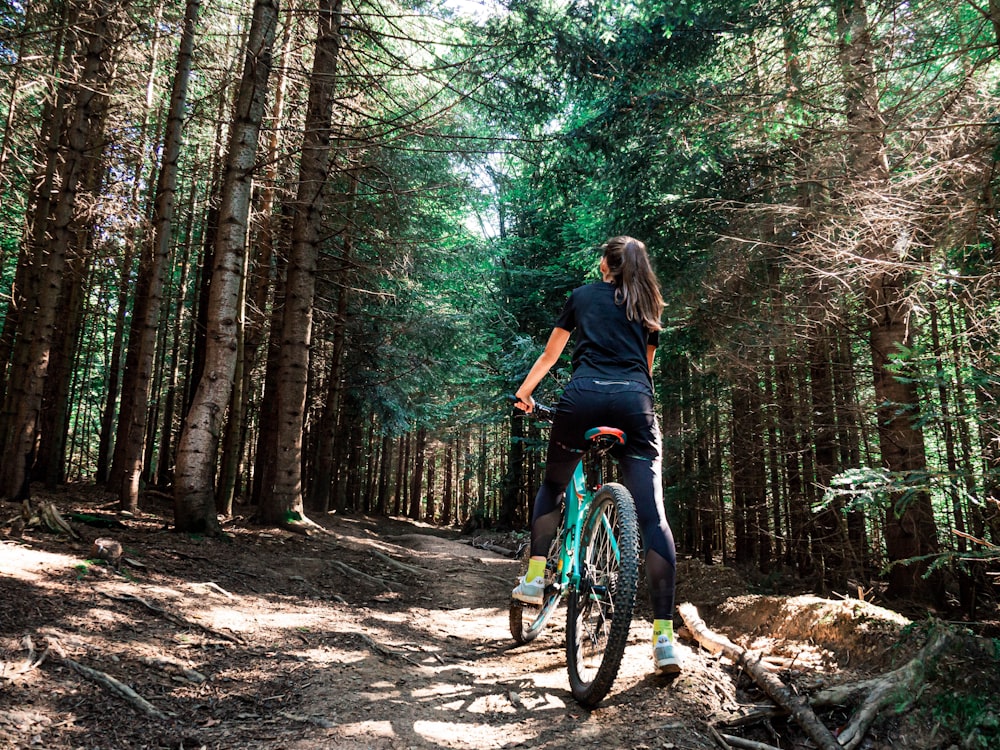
[509, 402, 641, 708]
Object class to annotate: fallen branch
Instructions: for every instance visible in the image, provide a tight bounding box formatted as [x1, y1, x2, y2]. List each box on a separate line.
[717, 706, 788, 728]
[467, 537, 516, 557]
[193, 581, 235, 599]
[707, 723, 734, 749]
[10, 501, 80, 540]
[677, 603, 841, 750]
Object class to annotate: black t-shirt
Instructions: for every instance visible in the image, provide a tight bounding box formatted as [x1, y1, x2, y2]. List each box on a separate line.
[554, 281, 658, 385]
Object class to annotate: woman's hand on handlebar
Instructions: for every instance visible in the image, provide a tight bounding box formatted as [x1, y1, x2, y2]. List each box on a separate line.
[514, 391, 535, 413]
[510, 394, 554, 421]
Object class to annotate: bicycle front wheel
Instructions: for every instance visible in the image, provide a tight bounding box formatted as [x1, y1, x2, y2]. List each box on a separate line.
[566, 482, 640, 708]
[510, 516, 565, 644]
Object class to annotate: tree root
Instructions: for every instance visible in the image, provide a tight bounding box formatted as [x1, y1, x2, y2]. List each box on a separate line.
[277, 513, 328, 537]
[328, 559, 392, 589]
[7, 635, 49, 677]
[101, 590, 244, 644]
[679, 602, 957, 750]
[812, 626, 952, 750]
[43, 639, 169, 721]
[4, 500, 80, 540]
[370, 549, 430, 576]
[140, 655, 206, 684]
[357, 632, 422, 666]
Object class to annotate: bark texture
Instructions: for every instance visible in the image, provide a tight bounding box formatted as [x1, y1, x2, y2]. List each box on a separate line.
[174, 0, 278, 533]
[258, 0, 344, 527]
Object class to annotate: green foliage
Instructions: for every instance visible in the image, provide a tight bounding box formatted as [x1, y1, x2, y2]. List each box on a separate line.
[931, 687, 1000, 749]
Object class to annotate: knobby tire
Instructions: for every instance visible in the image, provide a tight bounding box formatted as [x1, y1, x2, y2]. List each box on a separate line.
[565, 482, 640, 708]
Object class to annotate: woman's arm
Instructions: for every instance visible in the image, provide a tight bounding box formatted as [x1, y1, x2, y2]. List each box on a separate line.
[647, 344, 657, 377]
[514, 327, 571, 412]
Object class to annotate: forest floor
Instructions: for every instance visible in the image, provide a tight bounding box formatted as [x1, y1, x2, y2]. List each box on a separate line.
[1, 484, 999, 750]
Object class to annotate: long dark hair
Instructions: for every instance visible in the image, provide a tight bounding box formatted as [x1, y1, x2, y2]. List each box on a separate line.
[602, 236, 664, 332]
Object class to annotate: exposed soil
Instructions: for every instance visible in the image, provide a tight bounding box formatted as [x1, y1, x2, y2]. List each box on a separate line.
[1, 484, 998, 750]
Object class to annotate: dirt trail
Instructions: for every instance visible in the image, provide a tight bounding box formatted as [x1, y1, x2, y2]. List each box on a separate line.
[0, 489, 994, 749]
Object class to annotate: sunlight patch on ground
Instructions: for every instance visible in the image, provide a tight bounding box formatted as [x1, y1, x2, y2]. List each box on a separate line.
[301, 647, 367, 665]
[201, 605, 331, 633]
[0, 540, 79, 581]
[440, 692, 516, 714]
[414, 719, 535, 748]
[337, 720, 395, 739]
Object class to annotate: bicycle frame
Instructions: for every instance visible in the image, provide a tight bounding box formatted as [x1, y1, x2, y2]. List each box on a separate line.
[552, 426, 626, 597]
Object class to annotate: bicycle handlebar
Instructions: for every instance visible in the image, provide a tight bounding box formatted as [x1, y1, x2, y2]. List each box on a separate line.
[508, 395, 555, 421]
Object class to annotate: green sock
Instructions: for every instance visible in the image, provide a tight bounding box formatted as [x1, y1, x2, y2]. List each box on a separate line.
[653, 619, 674, 644]
[525, 556, 547, 581]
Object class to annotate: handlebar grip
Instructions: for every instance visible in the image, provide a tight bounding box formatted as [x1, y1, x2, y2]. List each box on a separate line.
[508, 394, 555, 421]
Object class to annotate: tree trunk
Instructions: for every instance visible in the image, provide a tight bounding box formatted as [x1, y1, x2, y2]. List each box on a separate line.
[154, 196, 199, 488]
[376, 433, 392, 515]
[113, 0, 200, 513]
[425, 446, 436, 523]
[498, 407, 524, 529]
[96, 244, 134, 484]
[394, 432, 408, 516]
[810, 322, 852, 587]
[35, 233, 92, 487]
[731, 380, 767, 569]
[0, 0, 114, 500]
[442, 438, 454, 526]
[409, 428, 426, 520]
[216, 250, 247, 516]
[0, 7, 72, 395]
[776, 353, 810, 573]
[237, 12, 290, 504]
[834, 328, 869, 574]
[836, 0, 939, 601]
[258, 0, 343, 527]
[306, 240, 352, 512]
[174, 0, 278, 534]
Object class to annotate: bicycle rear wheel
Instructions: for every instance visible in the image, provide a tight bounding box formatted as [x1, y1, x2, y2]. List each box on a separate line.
[510, 517, 565, 644]
[566, 482, 640, 708]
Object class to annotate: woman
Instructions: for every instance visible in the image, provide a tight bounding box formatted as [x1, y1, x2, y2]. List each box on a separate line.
[512, 235, 680, 674]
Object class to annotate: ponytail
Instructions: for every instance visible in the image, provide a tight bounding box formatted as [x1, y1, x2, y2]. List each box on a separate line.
[602, 236, 664, 332]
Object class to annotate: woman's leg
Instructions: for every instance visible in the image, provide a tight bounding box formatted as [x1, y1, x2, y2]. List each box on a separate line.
[612, 388, 681, 671]
[619, 453, 677, 621]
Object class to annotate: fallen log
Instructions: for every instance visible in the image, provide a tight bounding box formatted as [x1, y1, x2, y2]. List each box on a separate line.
[677, 602, 841, 750]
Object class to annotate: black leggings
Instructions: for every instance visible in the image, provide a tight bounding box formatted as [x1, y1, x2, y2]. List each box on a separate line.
[529, 378, 677, 621]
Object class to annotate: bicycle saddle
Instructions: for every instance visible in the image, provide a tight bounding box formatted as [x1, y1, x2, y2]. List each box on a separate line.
[584, 426, 626, 444]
